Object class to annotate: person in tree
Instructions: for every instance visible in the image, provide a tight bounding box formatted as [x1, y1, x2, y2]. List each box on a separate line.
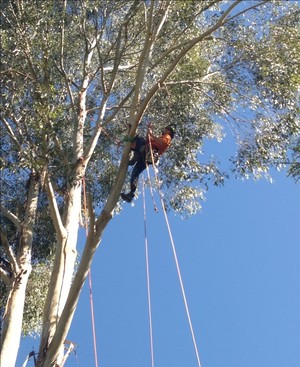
[121, 124, 175, 203]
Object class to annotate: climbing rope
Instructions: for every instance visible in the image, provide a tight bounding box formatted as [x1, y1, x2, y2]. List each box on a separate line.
[142, 177, 155, 367]
[82, 177, 99, 367]
[158, 198, 202, 367]
[145, 163, 158, 212]
[146, 139, 202, 367]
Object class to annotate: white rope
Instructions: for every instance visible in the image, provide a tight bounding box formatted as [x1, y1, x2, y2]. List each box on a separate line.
[142, 177, 155, 367]
[147, 139, 202, 367]
[145, 161, 158, 212]
[159, 198, 202, 367]
[83, 178, 99, 367]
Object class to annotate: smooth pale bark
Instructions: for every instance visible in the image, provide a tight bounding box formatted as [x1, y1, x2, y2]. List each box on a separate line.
[1, 266, 32, 367]
[37, 168, 84, 366]
[38, 141, 135, 367]
[1, 173, 40, 367]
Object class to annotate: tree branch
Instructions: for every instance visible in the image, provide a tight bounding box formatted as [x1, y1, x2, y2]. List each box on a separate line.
[152, 0, 172, 39]
[44, 171, 67, 241]
[86, 192, 95, 234]
[60, 340, 76, 367]
[151, 0, 240, 71]
[82, 97, 108, 165]
[18, 171, 40, 267]
[102, 87, 135, 125]
[82, 1, 143, 166]
[0, 228, 19, 275]
[58, 0, 78, 125]
[164, 72, 221, 86]
[0, 206, 21, 231]
[0, 266, 11, 286]
[106, 28, 124, 94]
[137, 0, 243, 121]
[0, 115, 22, 150]
[227, 0, 270, 23]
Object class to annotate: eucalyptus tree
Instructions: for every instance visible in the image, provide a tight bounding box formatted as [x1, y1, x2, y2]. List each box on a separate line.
[0, 1, 299, 366]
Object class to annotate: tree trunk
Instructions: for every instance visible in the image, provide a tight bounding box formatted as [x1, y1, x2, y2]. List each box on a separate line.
[0, 172, 40, 367]
[37, 173, 83, 366]
[36, 142, 132, 367]
[1, 266, 32, 367]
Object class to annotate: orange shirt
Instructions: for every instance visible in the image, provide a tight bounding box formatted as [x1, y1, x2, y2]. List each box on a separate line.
[149, 132, 172, 155]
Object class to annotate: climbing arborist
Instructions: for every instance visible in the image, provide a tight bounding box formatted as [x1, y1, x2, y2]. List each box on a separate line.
[121, 124, 175, 203]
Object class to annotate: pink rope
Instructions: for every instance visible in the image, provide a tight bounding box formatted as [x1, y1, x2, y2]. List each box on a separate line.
[88, 269, 99, 367]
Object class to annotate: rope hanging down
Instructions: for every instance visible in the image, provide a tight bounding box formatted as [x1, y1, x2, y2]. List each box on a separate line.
[145, 163, 158, 213]
[82, 177, 99, 367]
[146, 138, 202, 367]
[142, 177, 155, 367]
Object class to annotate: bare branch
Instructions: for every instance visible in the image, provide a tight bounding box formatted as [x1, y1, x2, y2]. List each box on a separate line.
[0, 266, 11, 286]
[83, 85, 134, 165]
[164, 72, 221, 86]
[0, 228, 19, 275]
[17, 171, 40, 267]
[0, 115, 22, 149]
[137, 0, 243, 121]
[0, 206, 21, 231]
[227, 0, 270, 23]
[60, 340, 76, 367]
[152, 0, 241, 71]
[200, 0, 223, 13]
[0, 68, 34, 80]
[86, 192, 95, 234]
[46, 120, 69, 167]
[9, 3, 39, 82]
[83, 2, 144, 165]
[82, 108, 106, 164]
[59, 0, 77, 121]
[44, 171, 67, 241]
[152, 0, 172, 39]
[99, 1, 141, 94]
[106, 29, 125, 94]
[56, 0, 83, 164]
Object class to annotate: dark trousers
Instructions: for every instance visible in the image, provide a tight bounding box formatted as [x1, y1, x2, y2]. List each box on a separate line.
[130, 159, 147, 193]
[133, 136, 146, 152]
[129, 136, 148, 193]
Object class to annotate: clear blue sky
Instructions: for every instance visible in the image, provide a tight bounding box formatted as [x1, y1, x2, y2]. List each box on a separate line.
[17, 162, 300, 367]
